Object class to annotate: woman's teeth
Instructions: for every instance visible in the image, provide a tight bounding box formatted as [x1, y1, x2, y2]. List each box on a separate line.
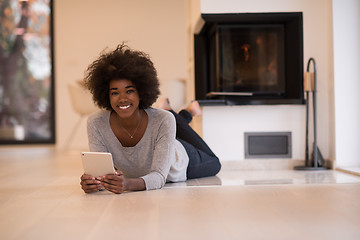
[118, 105, 131, 110]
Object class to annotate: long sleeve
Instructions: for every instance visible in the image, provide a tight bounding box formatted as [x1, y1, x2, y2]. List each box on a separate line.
[87, 114, 109, 153]
[141, 112, 176, 189]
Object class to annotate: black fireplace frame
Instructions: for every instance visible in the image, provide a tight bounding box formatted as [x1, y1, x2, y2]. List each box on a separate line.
[194, 12, 304, 106]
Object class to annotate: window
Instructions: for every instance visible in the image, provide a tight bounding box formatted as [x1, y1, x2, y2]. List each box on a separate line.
[0, 0, 55, 144]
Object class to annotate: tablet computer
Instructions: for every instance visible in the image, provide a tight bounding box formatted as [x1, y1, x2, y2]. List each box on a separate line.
[81, 152, 116, 177]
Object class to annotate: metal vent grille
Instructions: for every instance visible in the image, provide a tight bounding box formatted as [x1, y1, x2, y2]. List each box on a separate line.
[245, 132, 292, 159]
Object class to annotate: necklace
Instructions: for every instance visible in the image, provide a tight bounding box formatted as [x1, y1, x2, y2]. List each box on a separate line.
[120, 111, 143, 139]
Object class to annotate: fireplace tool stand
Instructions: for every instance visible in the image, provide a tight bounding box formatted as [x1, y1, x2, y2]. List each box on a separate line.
[295, 58, 327, 170]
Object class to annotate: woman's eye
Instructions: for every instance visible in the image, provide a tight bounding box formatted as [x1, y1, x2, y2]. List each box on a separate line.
[111, 92, 118, 96]
[127, 89, 135, 94]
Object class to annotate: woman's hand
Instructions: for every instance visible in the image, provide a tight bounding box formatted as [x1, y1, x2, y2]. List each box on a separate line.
[80, 174, 103, 193]
[99, 171, 127, 194]
[81, 171, 146, 194]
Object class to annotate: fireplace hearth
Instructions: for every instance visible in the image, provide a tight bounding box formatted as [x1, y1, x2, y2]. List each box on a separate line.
[194, 12, 304, 105]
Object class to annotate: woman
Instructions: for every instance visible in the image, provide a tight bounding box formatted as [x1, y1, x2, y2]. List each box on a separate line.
[80, 44, 221, 194]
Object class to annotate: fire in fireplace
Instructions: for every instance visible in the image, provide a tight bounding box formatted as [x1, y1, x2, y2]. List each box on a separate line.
[194, 12, 304, 105]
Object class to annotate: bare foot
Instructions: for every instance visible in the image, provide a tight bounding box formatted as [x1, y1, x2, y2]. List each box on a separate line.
[156, 97, 172, 111]
[185, 101, 202, 117]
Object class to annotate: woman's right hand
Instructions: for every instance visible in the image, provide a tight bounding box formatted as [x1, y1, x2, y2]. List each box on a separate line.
[80, 174, 103, 193]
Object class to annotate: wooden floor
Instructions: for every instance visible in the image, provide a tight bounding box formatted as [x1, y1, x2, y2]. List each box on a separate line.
[0, 147, 360, 240]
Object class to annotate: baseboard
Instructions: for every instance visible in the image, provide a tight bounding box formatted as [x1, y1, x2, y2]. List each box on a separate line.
[336, 167, 360, 177]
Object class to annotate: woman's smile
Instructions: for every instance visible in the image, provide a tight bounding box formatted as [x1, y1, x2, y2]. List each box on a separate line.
[117, 104, 132, 110]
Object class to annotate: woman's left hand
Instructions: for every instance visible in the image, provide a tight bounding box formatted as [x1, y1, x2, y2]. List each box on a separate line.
[99, 171, 127, 194]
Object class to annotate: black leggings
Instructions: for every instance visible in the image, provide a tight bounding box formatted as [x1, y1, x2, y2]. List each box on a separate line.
[169, 110, 221, 179]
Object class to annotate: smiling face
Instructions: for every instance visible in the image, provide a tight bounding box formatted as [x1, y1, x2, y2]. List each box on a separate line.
[109, 79, 140, 119]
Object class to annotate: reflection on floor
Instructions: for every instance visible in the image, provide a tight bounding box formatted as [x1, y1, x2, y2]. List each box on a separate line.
[166, 164, 360, 188]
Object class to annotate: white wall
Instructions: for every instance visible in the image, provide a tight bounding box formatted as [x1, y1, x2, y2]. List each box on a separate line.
[54, 0, 188, 150]
[333, 0, 360, 168]
[198, 0, 335, 162]
[53, 0, 359, 168]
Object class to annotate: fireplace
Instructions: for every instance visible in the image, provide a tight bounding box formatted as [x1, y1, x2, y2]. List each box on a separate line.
[194, 12, 304, 105]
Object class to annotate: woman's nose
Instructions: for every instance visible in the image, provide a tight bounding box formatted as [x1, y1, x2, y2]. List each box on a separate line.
[117, 92, 128, 101]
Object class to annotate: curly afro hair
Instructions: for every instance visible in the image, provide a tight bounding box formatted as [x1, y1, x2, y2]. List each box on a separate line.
[84, 43, 160, 110]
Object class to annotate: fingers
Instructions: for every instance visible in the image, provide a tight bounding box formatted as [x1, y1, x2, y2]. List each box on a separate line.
[80, 174, 102, 193]
[80, 173, 126, 194]
[103, 183, 123, 194]
[99, 174, 125, 194]
[82, 183, 102, 193]
[80, 173, 93, 181]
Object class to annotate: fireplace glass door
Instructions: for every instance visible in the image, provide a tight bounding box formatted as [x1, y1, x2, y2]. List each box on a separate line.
[215, 24, 286, 96]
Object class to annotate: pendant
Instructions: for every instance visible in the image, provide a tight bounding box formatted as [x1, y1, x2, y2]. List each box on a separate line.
[130, 136, 134, 139]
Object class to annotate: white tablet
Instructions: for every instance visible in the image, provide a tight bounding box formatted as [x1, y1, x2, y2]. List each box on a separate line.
[81, 152, 116, 177]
